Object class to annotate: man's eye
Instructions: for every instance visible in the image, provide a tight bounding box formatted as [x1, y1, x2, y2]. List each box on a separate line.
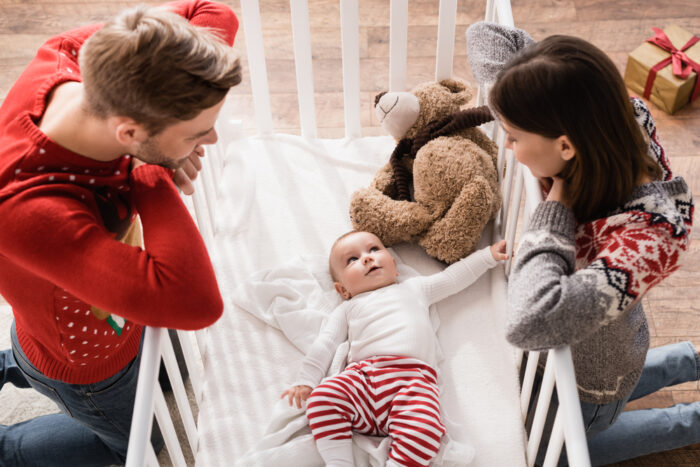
[347, 257, 357, 264]
[506, 135, 516, 144]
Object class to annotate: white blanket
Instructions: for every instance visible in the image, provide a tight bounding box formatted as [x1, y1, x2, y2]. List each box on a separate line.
[231, 255, 476, 466]
[195, 134, 527, 467]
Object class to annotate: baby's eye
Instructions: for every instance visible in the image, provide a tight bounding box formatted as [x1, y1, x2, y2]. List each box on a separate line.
[369, 247, 379, 252]
[347, 257, 358, 264]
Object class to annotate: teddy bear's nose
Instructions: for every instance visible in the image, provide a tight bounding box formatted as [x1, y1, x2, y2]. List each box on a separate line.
[374, 91, 388, 107]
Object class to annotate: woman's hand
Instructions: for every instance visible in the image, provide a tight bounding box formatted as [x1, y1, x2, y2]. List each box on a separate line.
[281, 385, 312, 409]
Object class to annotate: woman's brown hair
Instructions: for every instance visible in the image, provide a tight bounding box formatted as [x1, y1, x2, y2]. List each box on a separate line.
[489, 35, 661, 223]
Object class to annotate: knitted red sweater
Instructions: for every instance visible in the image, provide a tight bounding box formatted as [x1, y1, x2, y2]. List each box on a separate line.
[0, 0, 238, 384]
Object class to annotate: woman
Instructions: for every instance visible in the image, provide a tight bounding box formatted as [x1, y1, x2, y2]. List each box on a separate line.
[467, 22, 698, 466]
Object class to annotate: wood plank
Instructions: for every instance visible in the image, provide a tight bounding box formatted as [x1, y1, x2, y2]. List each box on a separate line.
[573, 0, 700, 22]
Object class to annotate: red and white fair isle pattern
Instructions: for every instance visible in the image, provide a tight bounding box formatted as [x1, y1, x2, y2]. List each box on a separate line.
[575, 201, 692, 314]
[571, 98, 693, 314]
[306, 356, 445, 467]
[55, 289, 132, 366]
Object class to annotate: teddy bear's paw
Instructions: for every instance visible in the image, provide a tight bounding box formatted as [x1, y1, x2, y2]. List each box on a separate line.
[369, 162, 398, 195]
[418, 176, 496, 263]
[349, 188, 434, 246]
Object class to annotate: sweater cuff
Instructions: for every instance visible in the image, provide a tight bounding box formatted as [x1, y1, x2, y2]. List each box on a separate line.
[477, 245, 498, 268]
[528, 201, 575, 238]
[130, 164, 175, 189]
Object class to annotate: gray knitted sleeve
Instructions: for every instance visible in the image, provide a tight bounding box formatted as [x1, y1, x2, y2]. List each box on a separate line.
[466, 21, 536, 86]
[506, 201, 610, 350]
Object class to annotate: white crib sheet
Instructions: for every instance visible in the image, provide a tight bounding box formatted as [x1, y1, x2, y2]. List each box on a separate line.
[196, 134, 527, 466]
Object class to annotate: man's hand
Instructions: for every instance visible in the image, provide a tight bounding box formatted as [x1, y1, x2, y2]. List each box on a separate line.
[173, 146, 205, 196]
[281, 385, 312, 409]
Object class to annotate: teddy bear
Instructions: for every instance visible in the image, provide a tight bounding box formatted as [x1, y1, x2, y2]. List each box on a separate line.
[349, 78, 501, 263]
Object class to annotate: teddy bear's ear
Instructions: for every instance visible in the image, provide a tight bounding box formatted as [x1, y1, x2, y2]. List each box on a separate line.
[438, 79, 473, 105]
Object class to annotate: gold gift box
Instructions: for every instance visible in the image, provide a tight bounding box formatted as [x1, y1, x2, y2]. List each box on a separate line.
[624, 25, 700, 114]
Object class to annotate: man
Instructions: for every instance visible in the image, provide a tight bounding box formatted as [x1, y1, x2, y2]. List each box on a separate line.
[0, 1, 240, 464]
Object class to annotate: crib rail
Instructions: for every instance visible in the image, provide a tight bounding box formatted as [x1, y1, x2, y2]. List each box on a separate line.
[484, 1, 590, 464]
[126, 1, 591, 466]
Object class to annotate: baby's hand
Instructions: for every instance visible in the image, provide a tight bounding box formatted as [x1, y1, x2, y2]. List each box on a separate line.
[281, 385, 312, 409]
[490, 240, 508, 261]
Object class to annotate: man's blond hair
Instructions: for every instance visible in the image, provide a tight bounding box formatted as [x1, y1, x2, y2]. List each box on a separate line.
[80, 5, 241, 134]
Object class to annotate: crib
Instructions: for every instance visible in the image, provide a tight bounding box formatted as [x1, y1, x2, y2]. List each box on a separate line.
[125, 1, 592, 466]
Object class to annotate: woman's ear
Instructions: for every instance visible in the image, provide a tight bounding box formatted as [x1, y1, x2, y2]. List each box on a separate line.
[557, 135, 576, 161]
[334, 282, 351, 300]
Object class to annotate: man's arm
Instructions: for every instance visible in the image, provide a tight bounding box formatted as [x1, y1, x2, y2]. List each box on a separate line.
[165, 0, 239, 46]
[0, 164, 223, 330]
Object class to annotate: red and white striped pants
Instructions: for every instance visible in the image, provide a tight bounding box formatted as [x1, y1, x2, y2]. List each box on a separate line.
[306, 356, 445, 466]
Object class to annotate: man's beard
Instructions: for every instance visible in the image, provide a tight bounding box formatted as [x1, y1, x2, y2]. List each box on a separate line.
[133, 137, 186, 170]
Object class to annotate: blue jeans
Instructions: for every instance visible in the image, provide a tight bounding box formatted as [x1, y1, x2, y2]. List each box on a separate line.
[582, 341, 700, 465]
[0, 323, 163, 466]
[545, 341, 700, 466]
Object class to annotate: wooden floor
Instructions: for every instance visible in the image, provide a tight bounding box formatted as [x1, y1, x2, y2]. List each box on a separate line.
[1, 0, 698, 465]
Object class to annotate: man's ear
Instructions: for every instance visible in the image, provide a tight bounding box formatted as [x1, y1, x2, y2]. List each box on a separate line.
[334, 282, 351, 300]
[557, 135, 576, 161]
[109, 116, 149, 147]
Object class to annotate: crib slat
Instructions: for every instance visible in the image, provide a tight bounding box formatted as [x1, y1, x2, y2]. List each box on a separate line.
[553, 347, 592, 466]
[199, 150, 218, 232]
[161, 333, 199, 456]
[240, 0, 274, 135]
[520, 350, 540, 419]
[500, 149, 516, 237]
[526, 353, 556, 467]
[492, 0, 515, 26]
[543, 409, 565, 467]
[340, 0, 362, 139]
[146, 444, 160, 467]
[505, 164, 523, 277]
[126, 327, 163, 467]
[191, 176, 215, 248]
[389, 0, 408, 91]
[485, 0, 496, 22]
[195, 329, 209, 370]
[154, 386, 188, 467]
[177, 329, 203, 403]
[290, 0, 317, 138]
[435, 0, 457, 81]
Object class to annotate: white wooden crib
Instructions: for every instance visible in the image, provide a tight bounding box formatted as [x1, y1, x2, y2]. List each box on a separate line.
[126, 1, 592, 466]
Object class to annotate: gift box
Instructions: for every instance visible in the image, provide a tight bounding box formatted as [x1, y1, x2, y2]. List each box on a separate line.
[624, 25, 700, 114]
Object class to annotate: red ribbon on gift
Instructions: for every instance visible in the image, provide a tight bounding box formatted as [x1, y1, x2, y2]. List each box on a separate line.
[643, 27, 700, 103]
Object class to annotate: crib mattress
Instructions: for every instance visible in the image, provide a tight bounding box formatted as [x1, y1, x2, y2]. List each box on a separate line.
[195, 134, 527, 466]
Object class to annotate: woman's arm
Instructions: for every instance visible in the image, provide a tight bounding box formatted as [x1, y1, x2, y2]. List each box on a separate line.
[466, 21, 536, 86]
[507, 200, 686, 350]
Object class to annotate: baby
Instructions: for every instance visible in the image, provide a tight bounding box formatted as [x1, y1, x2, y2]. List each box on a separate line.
[282, 231, 507, 467]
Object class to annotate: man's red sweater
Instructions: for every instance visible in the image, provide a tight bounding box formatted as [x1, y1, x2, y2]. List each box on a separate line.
[0, 0, 238, 384]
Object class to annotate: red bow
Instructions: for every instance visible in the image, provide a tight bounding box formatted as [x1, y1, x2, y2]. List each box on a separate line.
[643, 27, 700, 103]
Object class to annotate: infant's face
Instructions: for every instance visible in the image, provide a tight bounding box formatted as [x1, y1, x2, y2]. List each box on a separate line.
[331, 232, 398, 299]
